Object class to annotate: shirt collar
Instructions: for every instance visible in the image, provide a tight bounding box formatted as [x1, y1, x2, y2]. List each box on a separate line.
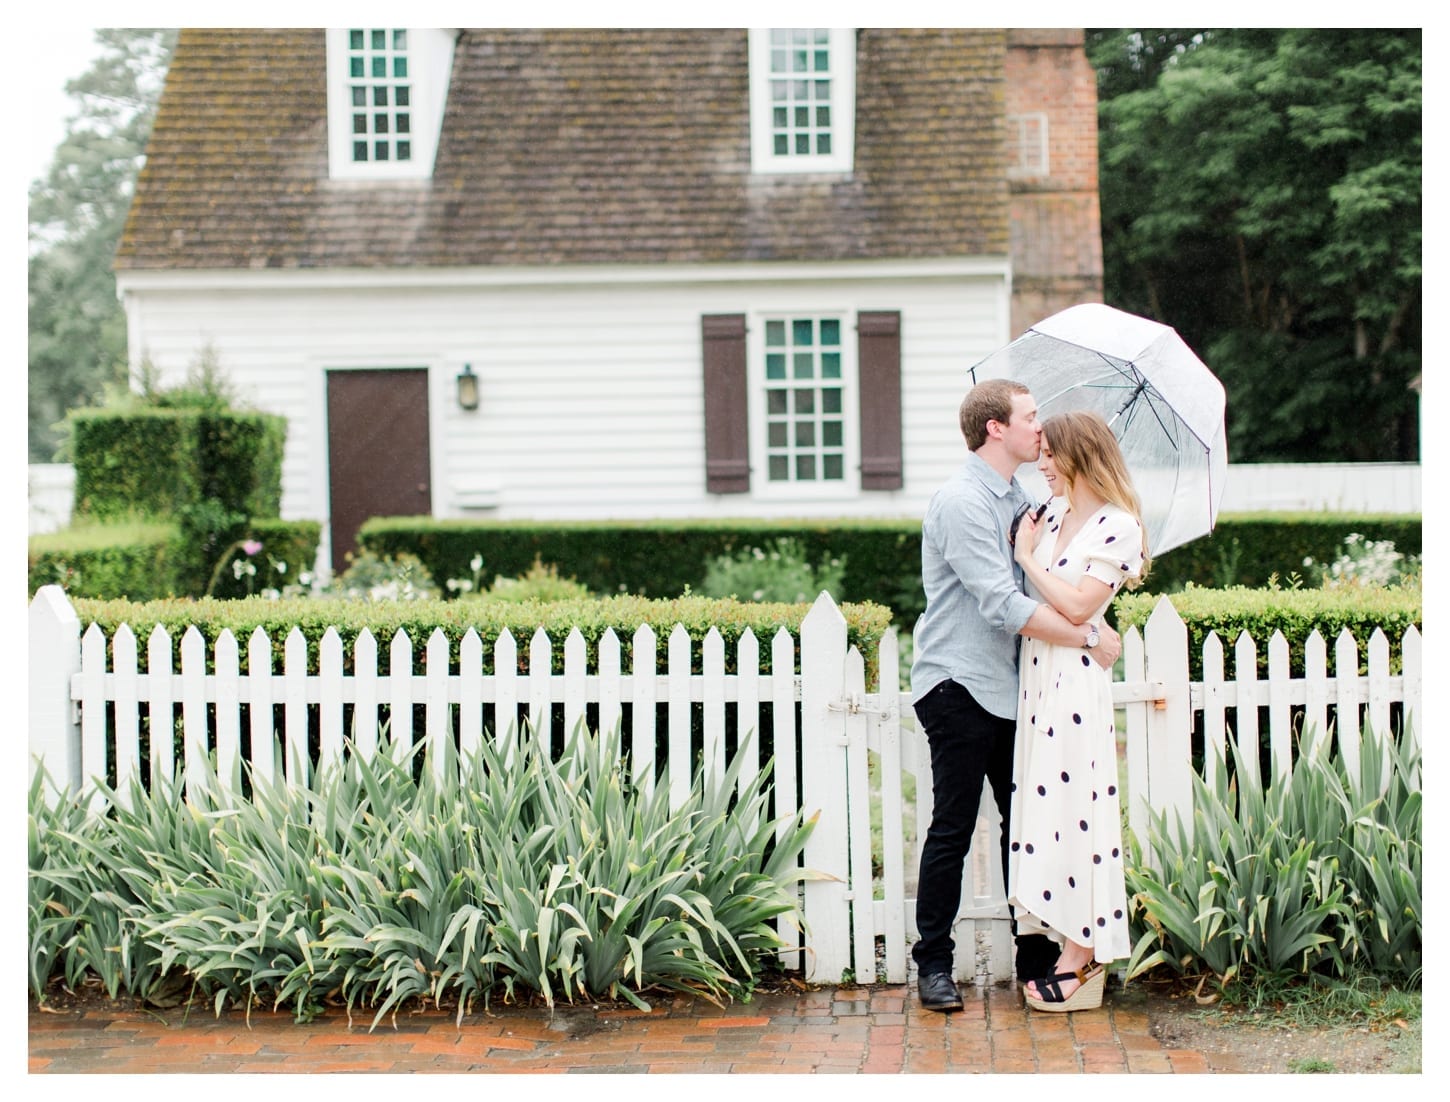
[964, 450, 1020, 499]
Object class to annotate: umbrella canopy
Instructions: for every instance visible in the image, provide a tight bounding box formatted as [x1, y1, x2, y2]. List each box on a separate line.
[970, 303, 1228, 556]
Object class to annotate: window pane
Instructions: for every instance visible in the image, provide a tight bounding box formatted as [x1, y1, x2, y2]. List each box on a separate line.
[371, 29, 385, 50]
[814, 50, 829, 71]
[792, 29, 809, 45]
[795, 106, 809, 127]
[817, 134, 832, 155]
[375, 114, 389, 133]
[769, 456, 789, 481]
[794, 389, 814, 414]
[792, 353, 813, 379]
[397, 141, 410, 161]
[396, 87, 410, 106]
[374, 86, 388, 105]
[397, 115, 410, 134]
[768, 422, 788, 447]
[823, 454, 844, 480]
[766, 353, 786, 380]
[795, 422, 815, 447]
[771, 29, 788, 46]
[372, 57, 386, 78]
[350, 57, 364, 78]
[770, 79, 787, 102]
[796, 455, 816, 481]
[353, 140, 368, 161]
[394, 57, 408, 78]
[767, 390, 788, 415]
[795, 134, 810, 154]
[765, 320, 785, 345]
[775, 135, 789, 155]
[820, 319, 840, 344]
[821, 352, 841, 379]
[823, 421, 843, 446]
[375, 141, 389, 160]
[792, 319, 813, 345]
[817, 105, 831, 126]
[774, 107, 788, 127]
[393, 29, 407, 49]
[352, 87, 366, 106]
[350, 30, 364, 49]
[772, 48, 788, 72]
[822, 388, 842, 414]
[353, 114, 367, 134]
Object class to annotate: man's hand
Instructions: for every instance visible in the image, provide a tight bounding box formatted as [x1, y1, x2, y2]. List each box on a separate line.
[1090, 620, 1122, 669]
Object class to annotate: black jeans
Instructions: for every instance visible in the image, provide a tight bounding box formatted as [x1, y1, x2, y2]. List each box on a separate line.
[911, 678, 1056, 980]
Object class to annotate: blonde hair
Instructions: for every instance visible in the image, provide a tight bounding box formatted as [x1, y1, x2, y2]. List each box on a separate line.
[1041, 410, 1151, 587]
[959, 379, 1030, 450]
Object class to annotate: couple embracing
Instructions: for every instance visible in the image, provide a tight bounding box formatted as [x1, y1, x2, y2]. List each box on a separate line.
[911, 378, 1150, 1014]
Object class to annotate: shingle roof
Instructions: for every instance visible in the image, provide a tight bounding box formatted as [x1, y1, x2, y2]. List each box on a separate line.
[116, 28, 1010, 271]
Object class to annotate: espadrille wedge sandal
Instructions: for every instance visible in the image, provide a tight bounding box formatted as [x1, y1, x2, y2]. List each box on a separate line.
[1023, 962, 1105, 1012]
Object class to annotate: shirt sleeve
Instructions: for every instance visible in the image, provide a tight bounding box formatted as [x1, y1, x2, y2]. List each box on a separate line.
[933, 488, 1039, 636]
[1081, 507, 1144, 591]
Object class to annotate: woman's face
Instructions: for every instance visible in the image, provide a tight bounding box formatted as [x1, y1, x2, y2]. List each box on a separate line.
[1038, 437, 1068, 498]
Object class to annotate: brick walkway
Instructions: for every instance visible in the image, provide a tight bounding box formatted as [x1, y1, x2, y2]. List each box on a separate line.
[30, 981, 1215, 1074]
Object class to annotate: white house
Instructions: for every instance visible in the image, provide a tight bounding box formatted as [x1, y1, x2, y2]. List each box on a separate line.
[114, 28, 1105, 571]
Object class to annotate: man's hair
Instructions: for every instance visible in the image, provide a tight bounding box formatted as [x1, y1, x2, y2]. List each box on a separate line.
[959, 379, 1030, 450]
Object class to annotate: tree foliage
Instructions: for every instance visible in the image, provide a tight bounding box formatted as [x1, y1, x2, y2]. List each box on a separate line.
[28, 29, 177, 461]
[1087, 29, 1421, 462]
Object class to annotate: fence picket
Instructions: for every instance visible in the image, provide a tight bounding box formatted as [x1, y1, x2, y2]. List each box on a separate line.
[319, 628, 344, 772]
[529, 627, 552, 752]
[1367, 628, 1392, 787]
[631, 624, 656, 795]
[598, 629, 622, 738]
[181, 627, 208, 803]
[390, 630, 414, 760]
[1233, 632, 1260, 788]
[1268, 630, 1292, 780]
[703, 628, 725, 791]
[667, 624, 691, 812]
[146, 624, 175, 790]
[736, 629, 760, 800]
[842, 646, 875, 980]
[426, 628, 451, 781]
[248, 627, 274, 784]
[215, 629, 241, 793]
[284, 628, 310, 785]
[875, 628, 908, 983]
[1200, 632, 1226, 793]
[1304, 631, 1329, 755]
[770, 625, 801, 971]
[1402, 626, 1422, 784]
[1334, 629, 1361, 786]
[1143, 598, 1192, 834]
[112, 623, 139, 808]
[495, 629, 519, 755]
[459, 629, 483, 759]
[80, 623, 108, 810]
[564, 627, 587, 745]
[353, 629, 379, 762]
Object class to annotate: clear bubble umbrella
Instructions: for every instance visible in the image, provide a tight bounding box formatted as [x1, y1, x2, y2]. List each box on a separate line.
[970, 303, 1228, 556]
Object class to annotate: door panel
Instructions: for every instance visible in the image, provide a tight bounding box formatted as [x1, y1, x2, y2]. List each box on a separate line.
[326, 368, 431, 573]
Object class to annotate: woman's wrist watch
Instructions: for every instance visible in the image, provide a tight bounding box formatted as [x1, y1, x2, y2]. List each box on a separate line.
[1083, 624, 1101, 649]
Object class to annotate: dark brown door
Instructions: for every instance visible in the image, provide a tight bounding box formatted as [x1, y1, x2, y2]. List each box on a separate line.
[326, 368, 432, 573]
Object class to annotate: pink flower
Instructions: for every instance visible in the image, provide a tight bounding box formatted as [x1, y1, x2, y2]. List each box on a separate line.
[242, 540, 263, 556]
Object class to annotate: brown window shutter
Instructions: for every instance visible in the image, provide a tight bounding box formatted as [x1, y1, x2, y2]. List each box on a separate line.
[858, 310, 903, 490]
[702, 314, 750, 493]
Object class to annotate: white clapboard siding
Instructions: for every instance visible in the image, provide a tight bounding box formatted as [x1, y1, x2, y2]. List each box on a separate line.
[29, 585, 1421, 987]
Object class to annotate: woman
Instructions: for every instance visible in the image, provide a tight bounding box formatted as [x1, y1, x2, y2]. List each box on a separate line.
[1007, 410, 1149, 1012]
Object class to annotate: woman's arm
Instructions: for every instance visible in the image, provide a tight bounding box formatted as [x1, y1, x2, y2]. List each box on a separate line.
[1013, 513, 1114, 624]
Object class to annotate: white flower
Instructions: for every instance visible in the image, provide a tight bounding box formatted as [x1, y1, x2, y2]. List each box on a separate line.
[470, 554, 483, 572]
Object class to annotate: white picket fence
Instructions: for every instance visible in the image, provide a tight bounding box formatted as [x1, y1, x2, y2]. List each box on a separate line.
[28, 584, 1421, 987]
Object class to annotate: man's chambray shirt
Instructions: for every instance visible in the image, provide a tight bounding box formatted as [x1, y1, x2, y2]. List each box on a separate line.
[910, 451, 1040, 719]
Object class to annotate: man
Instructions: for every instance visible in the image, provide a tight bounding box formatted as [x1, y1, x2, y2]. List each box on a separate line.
[911, 379, 1122, 1012]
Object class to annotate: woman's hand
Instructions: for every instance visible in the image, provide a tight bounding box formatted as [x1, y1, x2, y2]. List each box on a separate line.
[1013, 513, 1040, 568]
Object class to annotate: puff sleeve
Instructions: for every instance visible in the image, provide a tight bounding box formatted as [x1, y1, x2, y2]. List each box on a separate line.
[1080, 506, 1143, 592]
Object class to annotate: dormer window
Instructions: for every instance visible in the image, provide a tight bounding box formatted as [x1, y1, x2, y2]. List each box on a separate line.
[748, 28, 856, 175]
[325, 28, 456, 180]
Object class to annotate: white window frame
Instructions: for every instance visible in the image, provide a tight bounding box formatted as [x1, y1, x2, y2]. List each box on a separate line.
[748, 28, 856, 176]
[325, 28, 456, 180]
[1007, 111, 1050, 178]
[747, 309, 860, 499]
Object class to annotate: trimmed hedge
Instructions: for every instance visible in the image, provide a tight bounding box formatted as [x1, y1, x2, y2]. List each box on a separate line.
[69, 593, 895, 680]
[358, 513, 1422, 622]
[29, 519, 321, 602]
[1112, 583, 1423, 679]
[70, 408, 285, 521]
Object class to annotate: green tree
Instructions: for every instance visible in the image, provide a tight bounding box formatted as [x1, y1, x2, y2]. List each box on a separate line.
[28, 29, 177, 461]
[1087, 29, 1421, 462]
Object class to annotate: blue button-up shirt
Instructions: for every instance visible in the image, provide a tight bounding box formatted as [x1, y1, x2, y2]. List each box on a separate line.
[910, 451, 1040, 719]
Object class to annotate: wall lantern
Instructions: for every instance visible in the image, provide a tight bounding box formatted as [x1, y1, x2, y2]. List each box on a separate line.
[456, 363, 480, 411]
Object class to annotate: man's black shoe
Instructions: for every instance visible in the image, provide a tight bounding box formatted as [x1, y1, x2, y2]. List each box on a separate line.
[917, 971, 963, 1012]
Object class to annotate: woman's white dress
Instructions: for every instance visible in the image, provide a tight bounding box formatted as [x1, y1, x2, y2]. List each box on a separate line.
[1007, 497, 1143, 965]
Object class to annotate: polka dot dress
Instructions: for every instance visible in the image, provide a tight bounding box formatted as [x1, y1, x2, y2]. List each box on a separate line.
[1007, 498, 1143, 966]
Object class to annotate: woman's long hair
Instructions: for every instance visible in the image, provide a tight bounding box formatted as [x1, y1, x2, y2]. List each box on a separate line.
[1041, 410, 1151, 587]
